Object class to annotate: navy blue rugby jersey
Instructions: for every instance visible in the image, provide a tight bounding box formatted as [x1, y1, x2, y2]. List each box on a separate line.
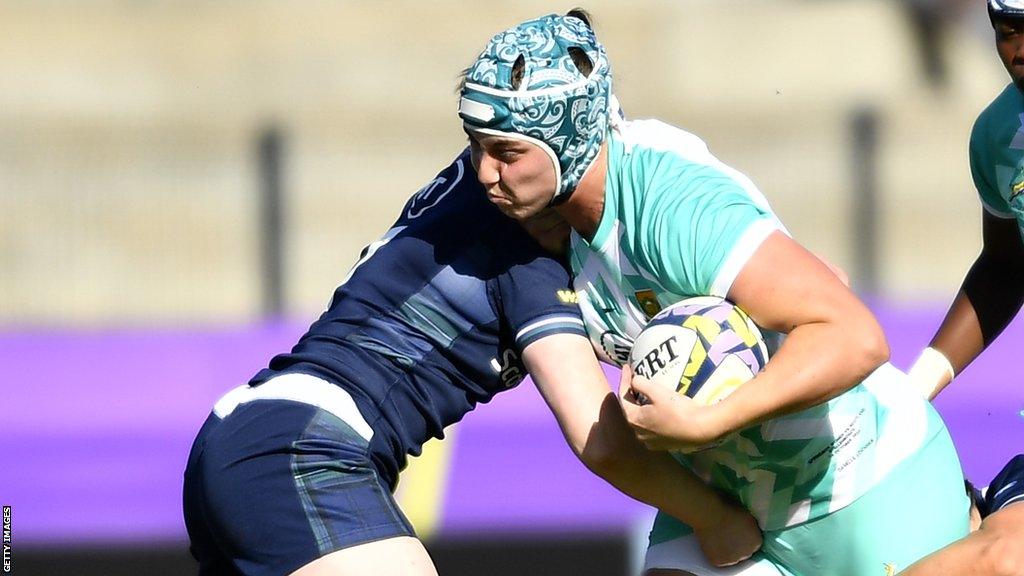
[981, 454, 1024, 517]
[250, 150, 586, 484]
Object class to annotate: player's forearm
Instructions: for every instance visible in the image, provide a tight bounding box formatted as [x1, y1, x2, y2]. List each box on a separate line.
[578, 395, 738, 531]
[709, 314, 888, 436]
[899, 536, 993, 575]
[545, 381, 739, 532]
[899, 529, 1024, 576]
[936, 256, 1024, 368]
[524, 334, 740, 527]
[926, 291, 985, 384]
[915, 254, 1024, 399]
[596, 457, 743, 532]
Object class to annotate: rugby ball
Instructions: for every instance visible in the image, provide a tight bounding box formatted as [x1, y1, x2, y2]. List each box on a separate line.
[628, 296, 768, 405]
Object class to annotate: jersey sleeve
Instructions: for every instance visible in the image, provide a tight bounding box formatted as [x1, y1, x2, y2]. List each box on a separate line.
[644, 172, 783, 298]
[970, 113, 1013, 218]
[494, 254, 587, 351]
[983, 454, 1024, 516]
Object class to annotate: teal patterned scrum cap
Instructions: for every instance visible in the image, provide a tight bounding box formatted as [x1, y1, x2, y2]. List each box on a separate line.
[458, 13, 611, 204]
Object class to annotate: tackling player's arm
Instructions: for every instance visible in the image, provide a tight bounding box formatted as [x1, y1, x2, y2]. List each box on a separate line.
[522, 333, 762, 568]
[910, 210, 1024, 399]
[496, 224, 760, 567]
[901, 455, 1024, 575]
[899, 502, 1024, 576]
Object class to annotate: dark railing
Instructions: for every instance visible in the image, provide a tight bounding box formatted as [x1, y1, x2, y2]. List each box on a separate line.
[257, 125, 286, 319]
[851, 106, 880, 296]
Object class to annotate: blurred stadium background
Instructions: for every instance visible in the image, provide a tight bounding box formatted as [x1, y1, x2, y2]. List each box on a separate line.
[4, 1, 1024, 574]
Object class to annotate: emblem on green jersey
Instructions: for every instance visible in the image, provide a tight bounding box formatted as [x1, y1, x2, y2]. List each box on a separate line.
[634, 289, 662, 319]
[1012, 173, 1024, 201]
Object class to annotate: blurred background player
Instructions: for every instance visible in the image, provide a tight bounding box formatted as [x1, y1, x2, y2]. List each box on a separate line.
[908, 0, 1024, 399]
[457, 12, 970, 576]
[900, 3, 1024, 571]
[901, 454, 1024, 575]
[182, 150, 761, 576]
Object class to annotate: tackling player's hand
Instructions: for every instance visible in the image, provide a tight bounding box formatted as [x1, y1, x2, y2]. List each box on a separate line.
[617, 365, 725, 452]
[694, 495, 763, 567]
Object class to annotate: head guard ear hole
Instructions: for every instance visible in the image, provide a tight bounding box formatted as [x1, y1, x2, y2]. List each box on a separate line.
[511, 54, 525, 90]
[567, 47, 593, 76]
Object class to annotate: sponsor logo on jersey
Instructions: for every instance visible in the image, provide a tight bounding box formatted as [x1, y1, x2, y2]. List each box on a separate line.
[883, 562, 898, 576]
[634, 289, 661, 319]
[556, 289, 580, 304]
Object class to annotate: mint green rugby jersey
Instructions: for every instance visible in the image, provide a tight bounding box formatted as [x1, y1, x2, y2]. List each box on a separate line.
[570, 119, 786, 366]
[970, 84, 1024, 231]
[570, 119, 940, 530]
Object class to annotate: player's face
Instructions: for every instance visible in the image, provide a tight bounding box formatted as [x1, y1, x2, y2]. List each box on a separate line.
[467, 131, 557, 220]
[995, 17, 1024, 91]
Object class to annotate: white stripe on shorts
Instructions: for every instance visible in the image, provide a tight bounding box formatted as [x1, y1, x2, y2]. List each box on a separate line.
[212, 373, 374, 441]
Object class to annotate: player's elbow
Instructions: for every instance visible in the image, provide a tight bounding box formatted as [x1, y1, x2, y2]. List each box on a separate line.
[578, 435, 622, 475]
[859, 322, 890, 371]
[578, 423, 641, 478]
[572, 394, 639, 474]
[844, 312, 889, 378]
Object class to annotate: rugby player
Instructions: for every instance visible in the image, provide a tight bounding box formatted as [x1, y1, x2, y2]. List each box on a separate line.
[182, 149, 761, 576]
[908, 0, 1024, 399]
[458, 12, 971, 575]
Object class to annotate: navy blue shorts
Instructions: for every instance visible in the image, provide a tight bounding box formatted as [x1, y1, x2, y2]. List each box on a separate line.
[183, 394, 414, 576]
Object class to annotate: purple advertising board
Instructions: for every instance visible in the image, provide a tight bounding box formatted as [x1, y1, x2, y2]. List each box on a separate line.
[3, 302, 1022, 544]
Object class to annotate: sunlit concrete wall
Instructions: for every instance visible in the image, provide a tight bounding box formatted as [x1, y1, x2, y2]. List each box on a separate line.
[0, 0, 1010, 325]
